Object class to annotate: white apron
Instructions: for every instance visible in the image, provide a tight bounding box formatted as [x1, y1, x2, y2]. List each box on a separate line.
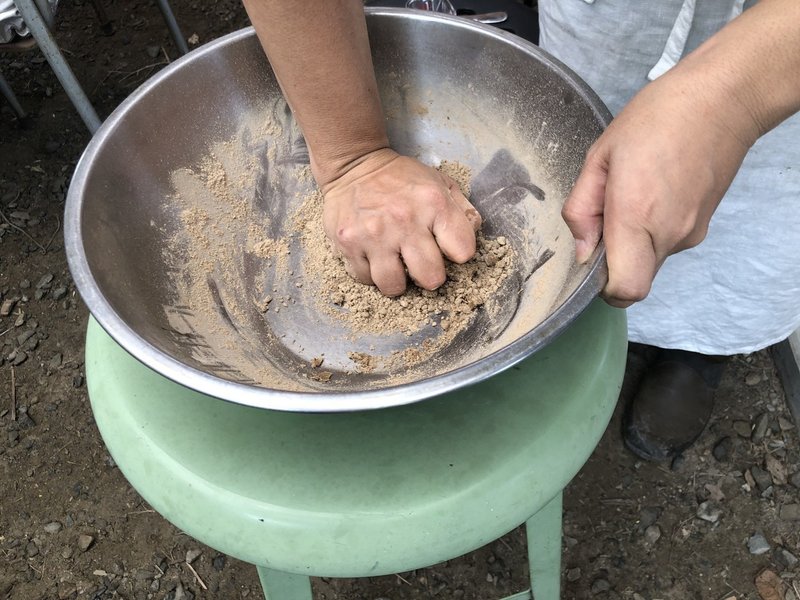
[539, 0, 800, 355]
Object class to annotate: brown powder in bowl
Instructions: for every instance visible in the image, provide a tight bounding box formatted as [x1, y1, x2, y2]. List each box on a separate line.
[164, 108, 517, 385]
[287, 168, 515, 371]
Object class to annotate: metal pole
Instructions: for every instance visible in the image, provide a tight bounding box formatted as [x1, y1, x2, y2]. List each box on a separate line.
[14, 0, 102, 134]
[0, 70, 27, 120]
[154, 0, 189, 55]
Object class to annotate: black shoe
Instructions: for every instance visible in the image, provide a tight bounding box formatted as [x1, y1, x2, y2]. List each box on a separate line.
[622, 348, 726, 462]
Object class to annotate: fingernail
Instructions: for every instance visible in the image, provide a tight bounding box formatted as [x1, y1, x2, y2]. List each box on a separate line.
[465, 208, 481, 231]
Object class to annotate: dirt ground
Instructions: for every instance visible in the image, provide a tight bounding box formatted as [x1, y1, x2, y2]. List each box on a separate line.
[2, 2, 800, 599]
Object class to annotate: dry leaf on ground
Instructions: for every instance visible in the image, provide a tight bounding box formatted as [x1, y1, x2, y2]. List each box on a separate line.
[755, 568, 785, 600]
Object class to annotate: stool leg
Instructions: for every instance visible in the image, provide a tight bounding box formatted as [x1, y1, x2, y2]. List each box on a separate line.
[525, 492, 562, 600]
[256, 566, 313, 600]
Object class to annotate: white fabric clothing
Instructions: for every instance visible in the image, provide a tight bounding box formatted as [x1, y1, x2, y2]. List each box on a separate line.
[0, 0, 26, 43]
[539, 0, 800, 355]
[0, 0, 58, 44]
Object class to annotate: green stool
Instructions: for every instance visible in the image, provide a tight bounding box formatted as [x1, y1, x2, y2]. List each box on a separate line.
[85, 300, 626, 600]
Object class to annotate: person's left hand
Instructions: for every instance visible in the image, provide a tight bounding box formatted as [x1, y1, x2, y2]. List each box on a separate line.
[561, 69, 757, 308]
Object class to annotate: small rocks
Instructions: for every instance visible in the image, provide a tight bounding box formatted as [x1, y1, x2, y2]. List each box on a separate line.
[61, 546, 73, 559]
[185, 549, 202, 564]
[51, 286, 67, 301]
[670, 454, 687, 471]
[765, 454, 788, 485]
[747, 532, 771, 555]
[696, 501, 722, 523]
[44, 521, 62, 534]
[638, 507, 661, 530]
[134, 568, 154, 581]
[11, 350, 28, 366]
[732, 419, 752, 438]
[566, 567, 581, 582]
[48, 353, 62, 370]
[590, 578, 611, 594]
[751, 465, 774, 492]
[0, 298, 17, 316]
[16, 329, 35, 346]
[713, 437, 733, 462]
[77, 534, 95, 552]
[146, 45, 161, 58]
[745, 372, 762, 386]
[704, 482, 726, 502]
[35, 273, 54, 290]
[26, 541, 39, 557]
[212, 554, 226, 571]
[644, 524, 662, 545]
[780, 504, 800, 521]
[775, 546, 799, 568]
[790, 471, 800, 488]
[752, 413, 770, 443]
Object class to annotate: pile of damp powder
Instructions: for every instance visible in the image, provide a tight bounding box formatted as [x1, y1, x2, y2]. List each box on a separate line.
[283, 162, 516, 373]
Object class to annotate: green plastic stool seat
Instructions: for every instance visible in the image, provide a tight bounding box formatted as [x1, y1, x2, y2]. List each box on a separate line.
[85, 300, 626, 599]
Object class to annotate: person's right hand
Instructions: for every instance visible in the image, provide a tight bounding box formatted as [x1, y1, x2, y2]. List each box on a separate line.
[320, 148, 482, 297]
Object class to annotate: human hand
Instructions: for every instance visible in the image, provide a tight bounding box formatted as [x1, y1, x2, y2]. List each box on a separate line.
[320, 148, 482, 297]
[561, 71, 757, 308]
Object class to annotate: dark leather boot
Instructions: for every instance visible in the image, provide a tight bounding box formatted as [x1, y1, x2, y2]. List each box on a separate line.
[622, 348, 727, 462]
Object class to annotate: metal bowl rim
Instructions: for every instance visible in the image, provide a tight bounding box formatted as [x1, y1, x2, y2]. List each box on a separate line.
[65, 9, 611, 412]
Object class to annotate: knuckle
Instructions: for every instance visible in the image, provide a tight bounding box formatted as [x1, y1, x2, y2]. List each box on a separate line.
[388, 204, 414, 226]
[335, 226, 360, 249]
[422, 189, 450, 212]
[663, 217, 707, 252]
[606, 280, 651, 305]
[584, 141, 605, 164]
[362, 217, 385, 239]
[561, 201, 582, 225]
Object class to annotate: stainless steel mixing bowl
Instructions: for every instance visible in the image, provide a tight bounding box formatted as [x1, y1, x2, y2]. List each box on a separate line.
[65, 9, 611, 412]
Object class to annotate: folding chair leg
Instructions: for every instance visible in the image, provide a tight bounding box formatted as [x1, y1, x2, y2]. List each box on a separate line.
[0, 70, 27, 119]
[154, 0, 189, 55]
[14, 0, 102, 133]
[89, 0, 115, 35]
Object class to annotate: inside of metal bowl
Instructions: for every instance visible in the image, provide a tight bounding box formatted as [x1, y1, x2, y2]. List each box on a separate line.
[71, 11, 608, 397]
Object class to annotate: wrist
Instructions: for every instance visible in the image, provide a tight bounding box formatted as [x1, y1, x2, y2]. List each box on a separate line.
[661, 61, 760, 152]
[312, 146, 398, 193]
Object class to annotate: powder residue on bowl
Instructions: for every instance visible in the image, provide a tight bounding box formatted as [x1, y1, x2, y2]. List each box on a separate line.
[163, 106, 519, 388]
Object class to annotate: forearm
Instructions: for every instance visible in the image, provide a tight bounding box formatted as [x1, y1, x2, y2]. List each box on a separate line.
[242, 0, 389, 186]
[670, 0, 800, 145]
